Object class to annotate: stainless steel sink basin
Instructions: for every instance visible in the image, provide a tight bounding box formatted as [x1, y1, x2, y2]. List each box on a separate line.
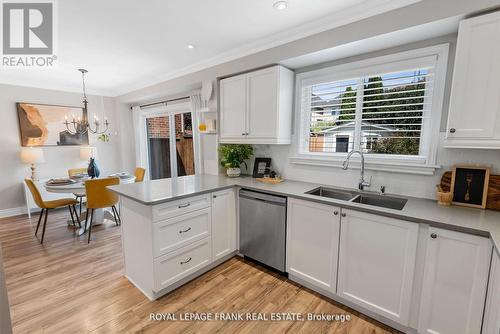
[306, 186, 408, 210]
[306, 187, 358, 201]
[350, 193, 407, 210]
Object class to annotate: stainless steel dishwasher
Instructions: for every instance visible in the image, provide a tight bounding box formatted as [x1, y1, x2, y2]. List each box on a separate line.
[239, 189, 286, 272]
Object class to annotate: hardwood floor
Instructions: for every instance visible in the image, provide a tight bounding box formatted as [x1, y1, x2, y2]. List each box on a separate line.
[0, 209, 401, 334]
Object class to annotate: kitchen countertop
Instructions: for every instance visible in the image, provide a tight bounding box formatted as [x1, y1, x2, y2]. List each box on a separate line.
[109, 174, 500, 255]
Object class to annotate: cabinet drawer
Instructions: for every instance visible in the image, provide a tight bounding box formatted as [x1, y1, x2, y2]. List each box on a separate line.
[152, 194, 210, 222]
[153, 208, 211, 258]
[153, 238, 211, 292]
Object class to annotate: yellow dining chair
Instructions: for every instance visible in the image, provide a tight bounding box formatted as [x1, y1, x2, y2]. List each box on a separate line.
[84, 177, 120, 243]
[24, 179, 80, 244]
[68, 168, 88, 216]
[134, 167, 145, 182]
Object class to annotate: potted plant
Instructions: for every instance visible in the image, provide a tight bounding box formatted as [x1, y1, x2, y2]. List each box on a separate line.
[219, 144, 253, 177]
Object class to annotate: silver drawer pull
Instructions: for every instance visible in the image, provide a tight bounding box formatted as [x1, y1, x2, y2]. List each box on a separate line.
[178, 203, 191, 208]
[180, 257, 192, 265]
[179, 227, 191, 234]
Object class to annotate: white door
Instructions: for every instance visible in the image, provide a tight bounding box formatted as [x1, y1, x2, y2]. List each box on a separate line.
[211, 189, 236, 261]
[337, 209, 418, 325]
[418, 227, 492, 334]
[220, 74, 247, 140]
[286, 198, 340, 293]
[246, 67, 278, 139]
[483, 252, 500, 334]
[446, 11, 500, 140]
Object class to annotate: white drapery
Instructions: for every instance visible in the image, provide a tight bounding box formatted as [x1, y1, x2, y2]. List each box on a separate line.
[189, 93, 203, 175]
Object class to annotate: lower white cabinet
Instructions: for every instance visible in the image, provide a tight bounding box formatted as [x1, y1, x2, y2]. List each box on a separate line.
[417, 227, 492, 334]
[154, 238, 212, 291]
[337, 209, 419, 325]
[211, 189, 236, 261]
[483, 252, 500, 334]
[286, 198, 340, 293]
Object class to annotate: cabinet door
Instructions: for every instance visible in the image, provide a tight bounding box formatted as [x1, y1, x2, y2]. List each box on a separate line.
[483, 252, 500, 334]
[286, 198, 340, 293]
[220, 74, 247, 140]
[337, 210, 418, 325]
[446, 12, 500, 142]
[211, 189, 236, 261]
[246, 67, 279, 140]
[418, 228, 492, 334]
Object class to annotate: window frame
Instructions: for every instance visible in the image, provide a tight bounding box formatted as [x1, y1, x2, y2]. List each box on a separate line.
[292, 44, 449, 175]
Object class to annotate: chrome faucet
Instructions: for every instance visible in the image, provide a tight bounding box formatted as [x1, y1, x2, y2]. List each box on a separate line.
[342, 150, 371, 191]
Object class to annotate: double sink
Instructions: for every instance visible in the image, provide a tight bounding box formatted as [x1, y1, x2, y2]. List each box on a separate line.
[306, 187, 407, 211]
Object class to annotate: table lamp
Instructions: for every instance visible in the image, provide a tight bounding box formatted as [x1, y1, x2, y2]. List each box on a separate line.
[79, 146, 99, 178]
[20, 147, 45, 181]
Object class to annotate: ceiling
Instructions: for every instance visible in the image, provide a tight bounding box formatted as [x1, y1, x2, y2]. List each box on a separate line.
[0, 0, 421, 96]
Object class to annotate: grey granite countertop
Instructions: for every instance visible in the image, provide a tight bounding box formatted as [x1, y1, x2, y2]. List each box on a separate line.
[109, 174, 500, 254]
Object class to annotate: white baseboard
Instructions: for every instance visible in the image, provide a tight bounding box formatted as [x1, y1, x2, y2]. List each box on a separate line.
[0, 207, 27, 219]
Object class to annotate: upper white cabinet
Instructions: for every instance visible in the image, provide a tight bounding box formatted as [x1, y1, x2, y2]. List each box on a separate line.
[337, 209, 419, 325]
[482, 251, 500, 334]
[445, 11, 500, 148]
[286, 198, 340, 293]
[418, 227, 492, 334]
[211, 189, 236, 261]
[219, 65, 294, 144]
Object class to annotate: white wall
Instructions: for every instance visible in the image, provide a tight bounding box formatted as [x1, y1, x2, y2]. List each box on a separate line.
[0, 84, 122, 213]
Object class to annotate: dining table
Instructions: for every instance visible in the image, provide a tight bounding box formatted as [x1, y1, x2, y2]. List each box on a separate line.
[44, 174, 136, 236]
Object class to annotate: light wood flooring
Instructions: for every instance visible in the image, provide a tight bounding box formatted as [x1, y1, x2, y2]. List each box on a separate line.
[0, 209, 401, 334]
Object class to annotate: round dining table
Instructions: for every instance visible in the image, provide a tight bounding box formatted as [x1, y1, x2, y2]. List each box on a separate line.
[44, 175, 135, 236]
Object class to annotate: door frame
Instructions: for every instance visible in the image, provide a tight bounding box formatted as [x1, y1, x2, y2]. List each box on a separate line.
[135, 101, 198, 180]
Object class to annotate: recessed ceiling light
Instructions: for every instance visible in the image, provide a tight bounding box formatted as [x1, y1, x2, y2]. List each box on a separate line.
[273, 1, 288, 10]
[187, 44, 195, 49]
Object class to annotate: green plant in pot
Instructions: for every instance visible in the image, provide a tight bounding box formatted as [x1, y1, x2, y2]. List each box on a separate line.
[219, 144, 253, 177]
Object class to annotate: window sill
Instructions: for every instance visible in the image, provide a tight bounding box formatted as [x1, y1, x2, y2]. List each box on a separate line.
[289, 155, 440, 175]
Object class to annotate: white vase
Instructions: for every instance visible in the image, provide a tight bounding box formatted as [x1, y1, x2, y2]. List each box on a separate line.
[226, 167, 241, 178]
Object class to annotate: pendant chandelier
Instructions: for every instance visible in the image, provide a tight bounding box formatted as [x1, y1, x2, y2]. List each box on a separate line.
[64, 69, 109, 135]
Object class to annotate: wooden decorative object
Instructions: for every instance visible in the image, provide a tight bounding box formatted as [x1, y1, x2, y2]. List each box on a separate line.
[450, 166, 489, 208]
[436, 185, 453, 206]
[256, 177, 284, 184]
[441, 171, 500, 211]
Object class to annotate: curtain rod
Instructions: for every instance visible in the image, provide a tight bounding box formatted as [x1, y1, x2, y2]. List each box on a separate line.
[131, 96, 190, 110]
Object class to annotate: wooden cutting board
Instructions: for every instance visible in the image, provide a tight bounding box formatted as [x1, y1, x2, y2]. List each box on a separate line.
[440, 171, 500, 210]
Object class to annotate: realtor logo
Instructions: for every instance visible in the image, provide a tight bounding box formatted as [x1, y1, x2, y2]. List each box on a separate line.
[1, 0, 57, 67]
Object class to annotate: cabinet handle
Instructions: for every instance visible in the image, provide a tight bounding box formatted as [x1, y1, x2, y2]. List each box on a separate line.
[333, 211, 339, 216]
[180, 257, 192, 265]
[178, 203, 190, 208]
[449, 128, 456, 133]
[341, 213, 346, 218]
[242, 132, 246, 136]
[430, 233, 437, 239]
[179, 227, 191, 234]
[213, 195, 217, 198]
[246, 132, 249, 136]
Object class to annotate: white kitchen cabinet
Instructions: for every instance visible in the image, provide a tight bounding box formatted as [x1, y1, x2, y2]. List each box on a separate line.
[211, 189, 236, 261]
[337, 209, 419, 325]
[445, 11, 500, 149]
[219, 65, 293, 144]
[286, 198, 340, 293]
[482, 251, 500, 334]
[417, 227, 492, 334]
[219, 74, 247, 140]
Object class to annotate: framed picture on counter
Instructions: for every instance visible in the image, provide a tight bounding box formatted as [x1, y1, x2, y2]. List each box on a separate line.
[450, 165, 490, 209]
[252, 158, 272, 178]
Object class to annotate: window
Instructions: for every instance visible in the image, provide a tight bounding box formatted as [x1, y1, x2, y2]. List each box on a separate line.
[134, 101, 199, 180]
[295, 45, 449, 174]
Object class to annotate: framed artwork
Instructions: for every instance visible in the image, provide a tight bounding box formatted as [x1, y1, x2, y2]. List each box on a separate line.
[252, 158, 272, 178]
[17, 102, 89, 146]
[450, 165, 490, 209]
